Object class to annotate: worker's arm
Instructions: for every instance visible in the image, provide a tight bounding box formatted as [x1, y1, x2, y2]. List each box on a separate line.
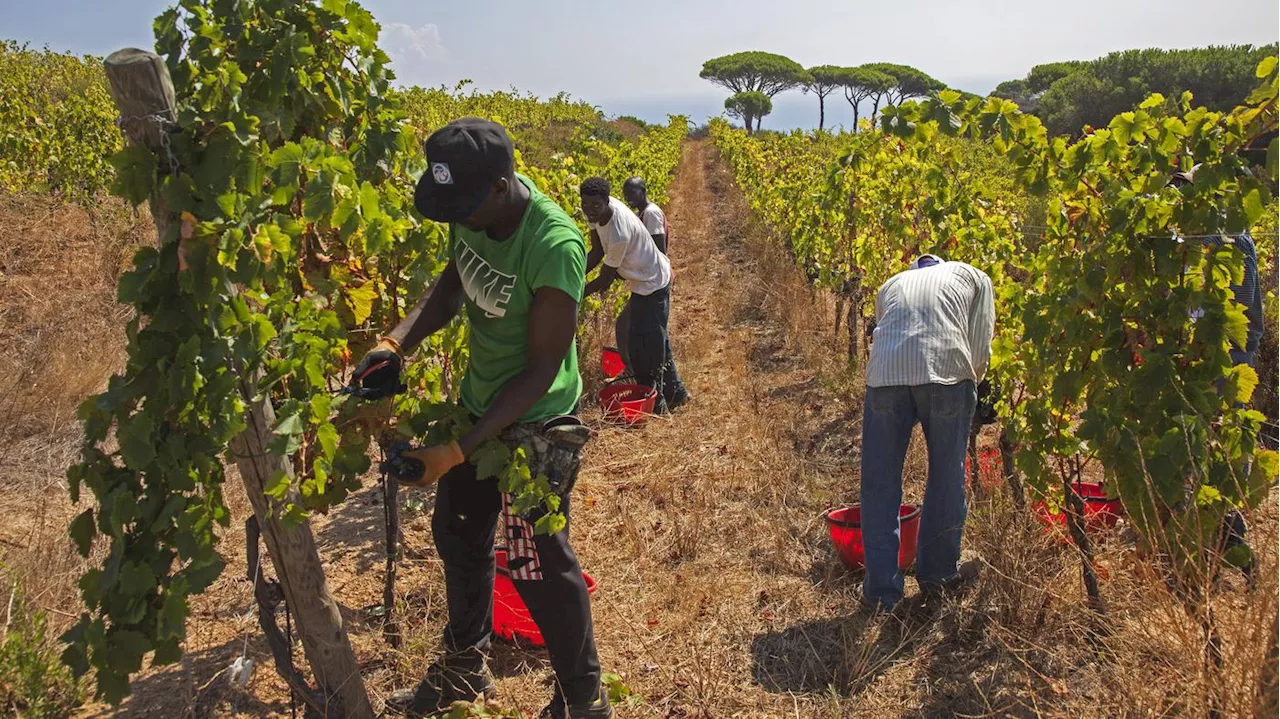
[457, 287, 578, 455]
[584, 264, 620, 298]
[641, 209, 668, 254]
[350, 260, 464, 399]
[384, 260, 465, 353]
[586, 228, 605, 274]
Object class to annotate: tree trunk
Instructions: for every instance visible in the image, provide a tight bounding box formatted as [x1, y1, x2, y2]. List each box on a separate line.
[818, 95, 825, 131]
[967, 431, 985, 501]
[999, 428, 1025, 510]
[1064, 458, 1106, 615]
[381, 468, 401, 648]
[104, 47, 373, 719]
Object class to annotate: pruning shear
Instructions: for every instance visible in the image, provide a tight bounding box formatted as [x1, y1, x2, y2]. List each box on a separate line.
[335, 359, 408, 399]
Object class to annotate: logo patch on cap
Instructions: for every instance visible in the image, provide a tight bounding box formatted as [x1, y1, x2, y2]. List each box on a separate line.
[431, 162, 453, 185]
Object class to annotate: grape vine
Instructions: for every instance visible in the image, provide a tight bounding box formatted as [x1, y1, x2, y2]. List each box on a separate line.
[713, 57, 1280, 582]
[60, 0, 686, 703]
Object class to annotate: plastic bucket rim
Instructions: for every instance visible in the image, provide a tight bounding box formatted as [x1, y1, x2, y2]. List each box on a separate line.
[598, 382, 657, 400]
[823, 502, 922, 529]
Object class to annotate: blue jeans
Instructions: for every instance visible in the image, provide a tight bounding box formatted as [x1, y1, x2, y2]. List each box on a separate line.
[860, 381, 977, 608]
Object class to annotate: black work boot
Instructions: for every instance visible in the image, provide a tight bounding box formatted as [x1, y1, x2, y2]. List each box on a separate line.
[539, 684, 613, 719]
[666, 387, 692, 412]
[385, 649, 497, 718]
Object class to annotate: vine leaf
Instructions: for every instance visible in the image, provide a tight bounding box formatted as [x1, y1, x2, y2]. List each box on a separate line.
[108, 146, 156, 205]
[69, 509, 95, 558]
[344, 280, 379, 325]
[471, 440, 510, 481]
[1242, 188, 1265, 226]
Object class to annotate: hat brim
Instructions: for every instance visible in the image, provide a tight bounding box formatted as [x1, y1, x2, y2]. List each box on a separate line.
[414, 171, 491, 223]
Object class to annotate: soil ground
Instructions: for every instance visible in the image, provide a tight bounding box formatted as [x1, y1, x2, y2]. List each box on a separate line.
[0, 141, 1275, 718]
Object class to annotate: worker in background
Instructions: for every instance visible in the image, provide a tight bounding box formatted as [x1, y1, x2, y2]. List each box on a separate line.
[1172, 166, 1262, 580]
[354, 118, 611, 719]
[580, 176, 690, 413]
[609, 177, 671, 372]
[623, 176, 669, 254]
[860, 253, 994, 611]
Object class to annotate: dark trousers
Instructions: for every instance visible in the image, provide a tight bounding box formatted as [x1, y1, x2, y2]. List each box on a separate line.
[629, 284, 684, 405]
[432, 461, 601, 704]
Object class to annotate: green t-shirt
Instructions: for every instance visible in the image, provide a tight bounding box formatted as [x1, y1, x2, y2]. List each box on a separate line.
[450, 174, 585, 422]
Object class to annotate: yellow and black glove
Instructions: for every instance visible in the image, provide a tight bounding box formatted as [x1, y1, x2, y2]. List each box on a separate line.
[395, 441, 465, 488]
[349, 337, 405, 400]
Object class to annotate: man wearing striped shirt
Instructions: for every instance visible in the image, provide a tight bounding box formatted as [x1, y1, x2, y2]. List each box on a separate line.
[860, 254, 995, 611]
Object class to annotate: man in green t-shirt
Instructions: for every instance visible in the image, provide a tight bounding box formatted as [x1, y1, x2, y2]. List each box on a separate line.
[353, 118, 610, 718]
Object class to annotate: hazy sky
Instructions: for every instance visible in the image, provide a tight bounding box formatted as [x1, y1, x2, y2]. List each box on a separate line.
[4, 0, 1277, 130]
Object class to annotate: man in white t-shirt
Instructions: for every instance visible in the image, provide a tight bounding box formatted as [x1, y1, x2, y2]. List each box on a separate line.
[622, 177, 668, 254]
[580, 177, 689, 413]
[613, 177, 670, 372]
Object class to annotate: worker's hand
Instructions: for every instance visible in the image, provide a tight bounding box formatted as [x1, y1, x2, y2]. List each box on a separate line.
[398, 441, 465, 488]
[975, 379, 998, 426]
[349, 337, 404, 400]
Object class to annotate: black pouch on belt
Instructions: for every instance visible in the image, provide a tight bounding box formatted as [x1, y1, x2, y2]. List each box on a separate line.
[502, 415, 593, 498]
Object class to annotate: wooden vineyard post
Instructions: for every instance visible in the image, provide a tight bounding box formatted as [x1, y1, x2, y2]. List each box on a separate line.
[103, 48, 374, 719]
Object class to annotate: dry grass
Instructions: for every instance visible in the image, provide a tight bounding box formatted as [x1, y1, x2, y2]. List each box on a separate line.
[0, 143, 1275, 718]
[0, 194, 148, 682]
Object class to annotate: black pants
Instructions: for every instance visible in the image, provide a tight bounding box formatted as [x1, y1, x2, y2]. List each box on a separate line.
[629, 284, 684, 405]
[432, 461, 600, 704]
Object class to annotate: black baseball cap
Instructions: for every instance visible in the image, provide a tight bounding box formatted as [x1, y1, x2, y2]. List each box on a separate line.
[414, 118, 514, 223]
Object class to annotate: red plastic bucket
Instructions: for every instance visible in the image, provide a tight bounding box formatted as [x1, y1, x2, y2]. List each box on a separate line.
[597, 383, 657, 425]
[1032, 482, 1124, 534]
[965, 446, 1004, 489]
[601, 346, 625, 379]
[493, 550, 597, 647]
[824, 503, 922, 572]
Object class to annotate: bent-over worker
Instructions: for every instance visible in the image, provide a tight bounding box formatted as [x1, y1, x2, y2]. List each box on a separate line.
[860, 253, 994, 611]
[611, 177, 671, 371]
[580, 176, 689, 413]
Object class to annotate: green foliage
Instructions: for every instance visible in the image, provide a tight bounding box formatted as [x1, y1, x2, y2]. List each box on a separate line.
[603, 671, 643, 708]
[714, 56, 1280, 591]
[725, 91, 773, 133]
[1002, 45, 1278, 136]
[699, 51, 810, 98]
[839, 66, 897, 130]
[860, 62, 946, 106]
[1025, 61, 1087, 94]
[0, 583, 84, 717]
[0, 41, 120, 197]
[806, 65, 849, 130]
[61, 1, 687, 704]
